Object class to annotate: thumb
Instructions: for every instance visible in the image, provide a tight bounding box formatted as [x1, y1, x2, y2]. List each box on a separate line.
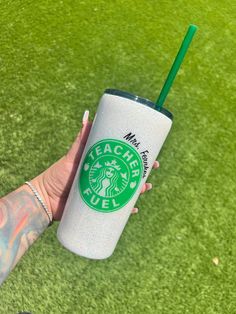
[65, 110, 93, 164]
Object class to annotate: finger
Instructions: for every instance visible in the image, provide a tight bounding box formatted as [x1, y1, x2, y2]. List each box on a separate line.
[74, 110, 91, 147]
[66, 110, 93, 163]
[140, 184, 146, 194]
[131, 207, 139, 214]
[152, 160, 159, 169]
[73, 120, 93, 163]
[80, 110, 92, 146]
[140, 182, 152, 194]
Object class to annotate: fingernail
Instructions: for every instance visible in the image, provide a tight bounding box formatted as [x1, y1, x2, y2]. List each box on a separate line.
[146, 183, 152, 191]
[154, 161, 160, 168]
[82, 110, 89, 124]
[133, 207, 139, 213]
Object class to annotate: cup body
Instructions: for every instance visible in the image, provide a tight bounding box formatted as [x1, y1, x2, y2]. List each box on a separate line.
[57, 89, 173, 259]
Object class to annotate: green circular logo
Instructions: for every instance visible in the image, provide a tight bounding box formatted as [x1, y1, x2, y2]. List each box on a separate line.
[78, 139, 143, 212]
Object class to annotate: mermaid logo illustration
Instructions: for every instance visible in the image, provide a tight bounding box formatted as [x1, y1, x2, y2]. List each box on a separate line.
[91, 159, 128, 197]
[79, 139, 143, 212]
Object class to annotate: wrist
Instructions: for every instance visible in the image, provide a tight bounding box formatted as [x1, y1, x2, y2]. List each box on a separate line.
[31, 174, 53, 221]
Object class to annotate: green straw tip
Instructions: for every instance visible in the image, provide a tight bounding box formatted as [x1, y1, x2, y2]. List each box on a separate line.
[189, 24, 198, 33]
[189, 24, 198, 28]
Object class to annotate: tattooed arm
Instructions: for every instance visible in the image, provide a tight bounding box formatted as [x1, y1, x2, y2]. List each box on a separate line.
[0, 185, 49, 285]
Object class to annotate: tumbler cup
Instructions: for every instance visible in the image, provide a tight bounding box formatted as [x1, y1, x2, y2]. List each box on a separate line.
[57, 89, 173, 259]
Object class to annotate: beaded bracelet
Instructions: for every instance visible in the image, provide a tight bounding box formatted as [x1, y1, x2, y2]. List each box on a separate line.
[25, 181, 53, 225]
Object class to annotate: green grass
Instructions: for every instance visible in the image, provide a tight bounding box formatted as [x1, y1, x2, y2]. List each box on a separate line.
[0, 0, 236, 313]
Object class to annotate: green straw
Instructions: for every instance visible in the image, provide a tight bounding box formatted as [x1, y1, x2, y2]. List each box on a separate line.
[155, 24, 198, 110]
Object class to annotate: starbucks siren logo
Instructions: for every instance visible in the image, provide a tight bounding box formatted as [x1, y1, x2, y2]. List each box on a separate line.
[78, 139, 143, 212]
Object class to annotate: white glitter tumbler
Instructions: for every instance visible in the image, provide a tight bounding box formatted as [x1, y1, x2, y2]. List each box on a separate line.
[57, 89, 173, 259]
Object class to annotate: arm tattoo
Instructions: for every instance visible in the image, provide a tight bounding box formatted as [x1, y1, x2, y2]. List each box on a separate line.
[0, 188, 48, 286]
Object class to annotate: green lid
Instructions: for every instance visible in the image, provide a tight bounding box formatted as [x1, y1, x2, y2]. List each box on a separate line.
[105, 89, 173, 121]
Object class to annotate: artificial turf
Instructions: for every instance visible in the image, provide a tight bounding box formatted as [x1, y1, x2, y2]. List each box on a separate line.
[0, 0, 235, 313]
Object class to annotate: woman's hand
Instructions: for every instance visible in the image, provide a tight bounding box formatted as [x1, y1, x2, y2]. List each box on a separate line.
[32, 110, 159, 221]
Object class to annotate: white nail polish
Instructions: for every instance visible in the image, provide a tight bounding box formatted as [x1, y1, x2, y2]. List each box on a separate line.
[82, 110, 89, 124]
